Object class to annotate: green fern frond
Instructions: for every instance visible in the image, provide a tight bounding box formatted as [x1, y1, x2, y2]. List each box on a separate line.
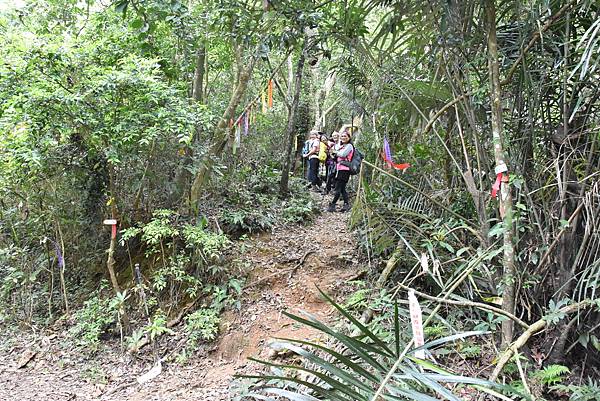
[532, 364, 570, 385]
[553, 378, 600, 401]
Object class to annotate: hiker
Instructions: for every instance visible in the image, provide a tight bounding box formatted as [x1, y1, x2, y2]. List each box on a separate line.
[318, 134, 329, 186]
[325, 131, 339, 194]
[302, 130, 321, 191]
[327, 129, 353, 212]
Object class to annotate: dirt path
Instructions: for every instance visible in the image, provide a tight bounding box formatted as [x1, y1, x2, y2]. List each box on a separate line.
[0, 197, 359, 401]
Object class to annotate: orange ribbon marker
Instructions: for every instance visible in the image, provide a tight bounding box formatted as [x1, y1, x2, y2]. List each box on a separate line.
[267, 79, 273, 108]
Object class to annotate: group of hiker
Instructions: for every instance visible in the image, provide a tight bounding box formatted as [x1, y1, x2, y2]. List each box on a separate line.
[302, 126, 357, 213]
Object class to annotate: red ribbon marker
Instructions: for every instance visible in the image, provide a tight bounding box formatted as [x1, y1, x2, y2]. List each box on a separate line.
[103, 219, 117, 239]
[491, 173, 502, 198]
[380, 151, 411, 171]
[491, 163, 508, 198]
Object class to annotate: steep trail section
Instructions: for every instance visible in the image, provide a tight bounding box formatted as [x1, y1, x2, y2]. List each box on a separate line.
[124, 202, 360, 401]
[0, 198, 359, 401]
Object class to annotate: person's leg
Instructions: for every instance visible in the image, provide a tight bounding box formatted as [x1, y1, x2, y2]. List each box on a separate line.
[308, 158, 317, 185]
[328, 178, 344, 211]
[315, 160, 322, 187]
[326, 164, 335, 193]
[334, 171, 350, 211]
[341, 182, 349, 204]
[339, 181, 350, 211]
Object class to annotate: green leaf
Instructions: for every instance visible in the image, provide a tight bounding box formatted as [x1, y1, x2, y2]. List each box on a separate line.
[317, 287, 395, 357]
[115, 0, 128, 15]
[591, 335, 600, 352]
[130, 18, 144, 29]
[488, 223, 504, 238]
[273, 337, 382, 384]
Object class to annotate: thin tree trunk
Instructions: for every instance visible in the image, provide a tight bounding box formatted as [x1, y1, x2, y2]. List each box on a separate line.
[55, 220, 70, 315]
[192, 45, 206, 103]
[279, 40, 308, 196]
[311, 67, 323, 131]
[174, 45, 206, 200]
[486, 0, 516, 348]
[190, 56, 257, 208]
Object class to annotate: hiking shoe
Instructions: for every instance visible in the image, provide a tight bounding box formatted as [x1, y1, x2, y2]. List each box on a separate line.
[327, 203, 336, 212]
[339, 203, 351, 213]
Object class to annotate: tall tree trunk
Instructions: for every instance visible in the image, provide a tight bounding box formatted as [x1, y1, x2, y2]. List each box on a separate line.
[192, 45, 206, 103]
[485, 0, 516, 348]
[311, 67, 323, 131]
[189, 56, 257, 209]
[312, 70, 336, 131]
[279, 41, 307, 196]
[174, 45, 206, 201]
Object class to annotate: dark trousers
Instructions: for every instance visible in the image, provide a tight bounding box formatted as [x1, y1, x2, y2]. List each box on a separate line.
[325, 163, 337, 192]
[307, 158, 320, 186]
[332, 170, 350, 205]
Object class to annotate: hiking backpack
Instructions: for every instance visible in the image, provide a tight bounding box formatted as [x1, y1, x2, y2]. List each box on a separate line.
[318, 142, 328, 162]
[347, 146, 363, 175]
[301, 140, 310, 156]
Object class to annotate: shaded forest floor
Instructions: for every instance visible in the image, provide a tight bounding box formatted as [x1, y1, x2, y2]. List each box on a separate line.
[0, 192, 360, 400]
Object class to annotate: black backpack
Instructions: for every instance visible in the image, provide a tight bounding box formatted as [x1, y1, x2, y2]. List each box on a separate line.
[347, 146, 363, 175]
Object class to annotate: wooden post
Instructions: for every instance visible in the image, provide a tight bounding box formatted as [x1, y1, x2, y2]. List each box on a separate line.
[103, 214, 121, 295]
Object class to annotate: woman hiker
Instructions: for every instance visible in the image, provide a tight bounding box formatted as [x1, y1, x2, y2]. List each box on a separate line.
[302, 130, 321, 191]
[327, 129, 353, 212]
[325, 131, 339, 195]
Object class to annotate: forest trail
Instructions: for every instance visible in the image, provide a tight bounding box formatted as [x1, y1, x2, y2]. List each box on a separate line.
[0, 193, 360, 401]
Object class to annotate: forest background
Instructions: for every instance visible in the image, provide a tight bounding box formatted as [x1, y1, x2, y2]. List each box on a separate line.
[1, 0, 600, 400]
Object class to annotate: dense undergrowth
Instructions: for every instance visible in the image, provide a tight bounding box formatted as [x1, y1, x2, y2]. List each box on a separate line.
[0, 164, 317, 358]
[2, 0, 600, 400]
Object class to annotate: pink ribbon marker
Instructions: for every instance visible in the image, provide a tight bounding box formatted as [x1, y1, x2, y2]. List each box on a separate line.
[491, 173, 503, 198]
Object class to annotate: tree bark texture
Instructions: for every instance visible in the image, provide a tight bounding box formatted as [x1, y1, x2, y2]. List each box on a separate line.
[485, 0, 516, 348]
[192, 45, 206, 103]
[174, 45, 206, 201]
[279, 41, 307, 196]
[189, 56, 257, 208]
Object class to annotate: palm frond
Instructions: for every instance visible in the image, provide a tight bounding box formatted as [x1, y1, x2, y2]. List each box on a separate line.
[237, 288, 517, 401]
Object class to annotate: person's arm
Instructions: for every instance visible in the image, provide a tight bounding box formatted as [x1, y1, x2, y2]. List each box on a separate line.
[336, 144, 353, 158]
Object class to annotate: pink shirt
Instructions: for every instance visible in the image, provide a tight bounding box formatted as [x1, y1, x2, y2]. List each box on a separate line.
[336, 144, 354, 171]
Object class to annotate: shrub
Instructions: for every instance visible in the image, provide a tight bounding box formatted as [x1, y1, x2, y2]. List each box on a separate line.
[185, 308, 221, 343]
[69, 290, 117, 350]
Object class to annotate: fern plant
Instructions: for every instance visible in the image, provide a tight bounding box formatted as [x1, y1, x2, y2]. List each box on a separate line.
[237, 288, 520, 401]
[531, 364, 570, 386]
[553, 378, 600, 401]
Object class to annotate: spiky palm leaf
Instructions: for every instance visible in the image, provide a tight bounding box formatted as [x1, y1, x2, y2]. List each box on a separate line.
[238, 288, 519, 401]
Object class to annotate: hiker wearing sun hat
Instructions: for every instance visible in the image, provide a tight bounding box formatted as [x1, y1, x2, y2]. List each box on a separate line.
[327, 128, 354, 212]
